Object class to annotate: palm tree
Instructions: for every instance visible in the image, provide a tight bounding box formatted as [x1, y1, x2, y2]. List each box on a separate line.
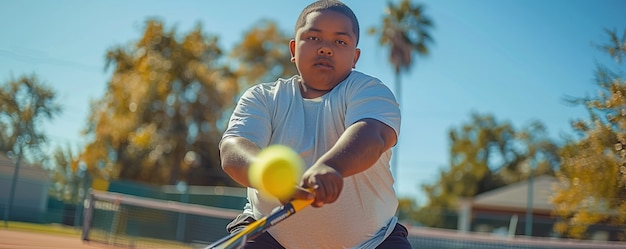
[369, 0, 435, 178]
[598, 28, 626, 63]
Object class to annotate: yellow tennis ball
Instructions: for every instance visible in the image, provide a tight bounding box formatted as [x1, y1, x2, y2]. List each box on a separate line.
[249, 145, 304, 201]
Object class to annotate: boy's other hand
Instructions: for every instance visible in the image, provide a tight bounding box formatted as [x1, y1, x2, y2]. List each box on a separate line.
[300, 163, 343, 207]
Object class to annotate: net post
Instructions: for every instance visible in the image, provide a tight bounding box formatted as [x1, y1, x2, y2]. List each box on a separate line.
[81, 190, 95, 241]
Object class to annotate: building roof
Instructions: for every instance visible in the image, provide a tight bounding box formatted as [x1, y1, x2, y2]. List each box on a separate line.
[0, 152, 49, 180]
[471, 175, 557, 212]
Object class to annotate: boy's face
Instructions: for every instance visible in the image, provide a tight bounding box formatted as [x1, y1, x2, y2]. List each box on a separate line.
[290, 10, 360, 98]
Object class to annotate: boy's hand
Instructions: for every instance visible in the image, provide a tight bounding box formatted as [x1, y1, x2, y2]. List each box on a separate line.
[299, 163, 343, 207]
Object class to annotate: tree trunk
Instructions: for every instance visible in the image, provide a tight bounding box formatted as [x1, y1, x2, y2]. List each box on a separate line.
[392, 72, 402, 182]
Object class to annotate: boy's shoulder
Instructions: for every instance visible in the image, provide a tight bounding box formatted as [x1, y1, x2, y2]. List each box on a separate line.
[246, 75, 297, 89]
[244, 75, 299, 97]
[346, 70, 377, 81]
[339, 70, 384, 88]
[263, 75, 299, 87]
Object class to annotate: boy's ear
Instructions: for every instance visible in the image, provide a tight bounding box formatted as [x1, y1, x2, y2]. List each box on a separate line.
[289, 39, 296, 62]
[352, 48, 361, 68]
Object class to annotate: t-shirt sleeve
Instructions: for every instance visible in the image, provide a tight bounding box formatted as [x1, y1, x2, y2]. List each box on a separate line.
[344, 75, 401, 139]
[221, 86, 271, 148]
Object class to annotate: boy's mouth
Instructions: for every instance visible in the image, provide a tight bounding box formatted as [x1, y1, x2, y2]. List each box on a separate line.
[313, 58, 334, 69]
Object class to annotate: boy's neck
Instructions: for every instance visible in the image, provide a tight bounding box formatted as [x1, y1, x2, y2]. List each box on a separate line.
[299, 79, 332, 99]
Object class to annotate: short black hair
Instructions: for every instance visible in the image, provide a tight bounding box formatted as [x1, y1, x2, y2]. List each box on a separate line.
[294, 0, 360, 45]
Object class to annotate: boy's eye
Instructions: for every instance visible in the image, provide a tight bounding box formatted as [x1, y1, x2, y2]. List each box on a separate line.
[307, 36, 319, 41]
[336, 40, 347, 45]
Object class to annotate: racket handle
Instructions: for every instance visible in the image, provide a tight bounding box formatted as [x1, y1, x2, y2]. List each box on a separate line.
[290, 198, 313, 212]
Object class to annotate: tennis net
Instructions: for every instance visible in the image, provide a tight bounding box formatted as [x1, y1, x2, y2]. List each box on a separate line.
[81, 190, 240, 248]
[407, 226, 626, 249]
[81, 190, 626, 249]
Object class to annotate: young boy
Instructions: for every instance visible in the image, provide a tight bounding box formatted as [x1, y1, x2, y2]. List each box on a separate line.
[219, 0, 411, 248]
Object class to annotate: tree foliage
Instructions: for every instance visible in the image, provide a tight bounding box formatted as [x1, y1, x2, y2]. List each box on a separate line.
[418, 113, 559, 228]
[48, 144, 85, 203]
[369, 0, 435, 75]
[0, 74, 61, 162]
[79, 19, 296, 187]
[230, 20, 298, 85]
[397, 197, 421, 226]
[552, 29, 626, 240]
[80, 20, 238, 186]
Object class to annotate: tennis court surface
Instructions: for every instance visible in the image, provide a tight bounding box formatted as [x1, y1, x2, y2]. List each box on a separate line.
[0, 230, 111, 249]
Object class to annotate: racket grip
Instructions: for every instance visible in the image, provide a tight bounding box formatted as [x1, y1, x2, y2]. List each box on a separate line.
[290, 198, 313, 212]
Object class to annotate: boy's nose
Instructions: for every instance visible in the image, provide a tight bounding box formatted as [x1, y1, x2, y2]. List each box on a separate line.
[318, 47, 333, 56]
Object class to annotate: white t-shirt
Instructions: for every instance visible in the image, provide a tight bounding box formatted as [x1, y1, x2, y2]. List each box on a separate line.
[222, 70, 401, 249]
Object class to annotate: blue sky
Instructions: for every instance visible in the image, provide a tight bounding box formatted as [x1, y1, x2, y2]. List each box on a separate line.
[1, 0, 625, 203]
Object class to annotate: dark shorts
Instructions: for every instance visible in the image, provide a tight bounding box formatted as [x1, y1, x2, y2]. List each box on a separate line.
[226, 213, 413, 249]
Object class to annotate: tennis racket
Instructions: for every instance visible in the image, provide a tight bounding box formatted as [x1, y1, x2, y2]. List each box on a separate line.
[204, 198, 313, 249]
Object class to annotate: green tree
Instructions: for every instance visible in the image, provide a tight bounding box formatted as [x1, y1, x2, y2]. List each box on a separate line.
[368, 0, 434, 177]
[48, 144, 86, 204]
[552, 29, 626, 240]
[418, 113, 559, 228]
[230, 20, 298, 86]
[80, 19, 239, 186]
[0, 74, 61, 226]
[80, 19, 298, 187]
[397, 197, 421, 226]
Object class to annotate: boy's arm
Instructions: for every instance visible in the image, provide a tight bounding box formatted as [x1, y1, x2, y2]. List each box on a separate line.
[321, 118, 397, 176]
[300, 118, 397, 207]
[219, 136, 262, 187]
